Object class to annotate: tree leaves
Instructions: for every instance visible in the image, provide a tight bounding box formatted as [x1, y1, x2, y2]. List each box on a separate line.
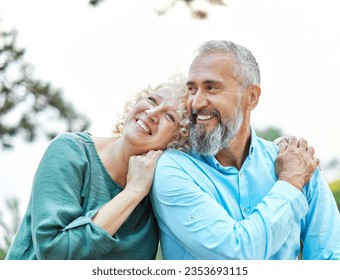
[0, 30, 90, 149]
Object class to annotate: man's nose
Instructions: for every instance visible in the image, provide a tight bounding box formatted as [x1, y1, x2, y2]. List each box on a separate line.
[191, 90, 208, 109]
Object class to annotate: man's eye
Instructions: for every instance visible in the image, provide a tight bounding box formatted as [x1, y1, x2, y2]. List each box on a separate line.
[187, 87, 197, 94]
[207, 85, 217, 91]
[165, 113, 176, 122]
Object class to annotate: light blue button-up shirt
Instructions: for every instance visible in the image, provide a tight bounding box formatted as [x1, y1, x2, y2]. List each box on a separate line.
[150, 127, 340, 259]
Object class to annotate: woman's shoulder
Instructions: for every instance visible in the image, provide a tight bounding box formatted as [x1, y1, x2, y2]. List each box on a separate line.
[52, 131, 92, 142]
[43, 132, 94, 157]
[48, 131, 93, 148]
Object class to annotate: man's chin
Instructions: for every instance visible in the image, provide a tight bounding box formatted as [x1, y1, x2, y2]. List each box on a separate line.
[195, 123, 216, 134]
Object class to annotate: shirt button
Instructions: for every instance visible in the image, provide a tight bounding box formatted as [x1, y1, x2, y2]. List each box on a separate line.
[243, 208, 247, 212]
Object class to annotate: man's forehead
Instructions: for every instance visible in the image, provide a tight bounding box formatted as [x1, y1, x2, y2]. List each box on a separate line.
[188, 54, 234, 82]
[193, 51, 233, 64]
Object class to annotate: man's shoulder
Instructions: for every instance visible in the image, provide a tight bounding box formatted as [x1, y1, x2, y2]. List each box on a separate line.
[157, 149, 202, 166]
[255, 137, 279, 156]
[161, 149, 203, 164]
[163, 148, 190, 157]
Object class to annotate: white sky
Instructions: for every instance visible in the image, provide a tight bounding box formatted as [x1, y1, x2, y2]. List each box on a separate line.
[0, 0, 340, 234]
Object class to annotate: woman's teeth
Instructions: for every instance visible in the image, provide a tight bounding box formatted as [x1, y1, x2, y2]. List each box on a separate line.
[137, 119, 151, 134]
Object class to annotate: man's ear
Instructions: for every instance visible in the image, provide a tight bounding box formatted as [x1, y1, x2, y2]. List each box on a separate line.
[246, 84, 261, 110]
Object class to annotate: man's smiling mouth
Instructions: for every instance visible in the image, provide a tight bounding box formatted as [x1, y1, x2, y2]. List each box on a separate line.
[197, 114, 215, 121]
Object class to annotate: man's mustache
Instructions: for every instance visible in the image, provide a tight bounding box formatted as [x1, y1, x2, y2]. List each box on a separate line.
[190, 108, 221, 124]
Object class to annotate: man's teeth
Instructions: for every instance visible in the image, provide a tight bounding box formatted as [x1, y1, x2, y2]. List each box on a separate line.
[137, 119, 151, 134]
[197, 114, 214, 121]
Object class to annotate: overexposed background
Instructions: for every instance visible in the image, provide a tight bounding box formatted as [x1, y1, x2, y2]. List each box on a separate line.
[0, 0, 339, 240]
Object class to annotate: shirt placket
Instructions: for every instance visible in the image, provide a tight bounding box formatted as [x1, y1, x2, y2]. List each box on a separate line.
[239, 170, 250, 218]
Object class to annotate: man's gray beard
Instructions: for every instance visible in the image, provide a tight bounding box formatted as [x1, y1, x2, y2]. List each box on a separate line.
[189, 107, 243, 155]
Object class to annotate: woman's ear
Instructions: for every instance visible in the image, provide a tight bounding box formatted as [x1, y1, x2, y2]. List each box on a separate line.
[247, 84, 261, 110]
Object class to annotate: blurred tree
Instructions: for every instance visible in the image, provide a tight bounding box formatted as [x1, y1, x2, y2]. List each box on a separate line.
[0, 248, 5, 259]
[0, 197, 21, 259]
[89, 0, 228, 19]
[256, 126, 283, 142]
[0, 29, 90, 149]
[330, 179, 340, 211]
[324, 158, 340, 174]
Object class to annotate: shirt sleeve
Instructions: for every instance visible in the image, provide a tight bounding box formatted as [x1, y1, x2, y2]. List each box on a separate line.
[151, 152, 309, 259]
[301, 168, 340, 259]
[30, 134, 116, 259]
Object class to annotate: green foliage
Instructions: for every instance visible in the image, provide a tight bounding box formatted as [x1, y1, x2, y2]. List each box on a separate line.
[156, 244, 163, 260]
[330, 179, 340, 211]
[0, 248, 6, 260]
[256, 126, 283, 141]
[0, 29, 90, 149]
[0, 197, 21, 259]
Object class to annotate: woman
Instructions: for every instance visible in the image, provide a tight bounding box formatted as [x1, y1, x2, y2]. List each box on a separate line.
[5, 76, 189, 260]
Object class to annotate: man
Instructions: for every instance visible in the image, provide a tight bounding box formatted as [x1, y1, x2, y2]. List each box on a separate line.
[150, 40, 340, 259]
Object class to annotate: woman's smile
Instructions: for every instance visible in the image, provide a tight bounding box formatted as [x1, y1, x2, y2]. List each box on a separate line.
[136, 118, 151, 135]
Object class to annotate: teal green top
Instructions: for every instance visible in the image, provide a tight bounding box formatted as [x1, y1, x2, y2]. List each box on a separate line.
[6, 132, 158, 260]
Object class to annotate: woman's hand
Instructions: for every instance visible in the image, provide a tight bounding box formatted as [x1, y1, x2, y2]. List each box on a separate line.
[275, 136, 319, 191]
[92, 150, 163, 236]
[125, 150, 163, 199]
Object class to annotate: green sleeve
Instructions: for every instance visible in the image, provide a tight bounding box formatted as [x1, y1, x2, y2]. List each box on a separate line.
[31, 134, 115, 259]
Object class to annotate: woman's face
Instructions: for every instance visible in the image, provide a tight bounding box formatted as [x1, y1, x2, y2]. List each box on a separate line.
[123, 87, 181, 153]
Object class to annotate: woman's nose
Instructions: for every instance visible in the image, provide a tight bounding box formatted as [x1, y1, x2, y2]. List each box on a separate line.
[145, 108, 160, 123]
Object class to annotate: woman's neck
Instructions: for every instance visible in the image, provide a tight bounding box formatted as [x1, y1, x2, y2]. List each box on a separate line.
[93, 136, 131, 187]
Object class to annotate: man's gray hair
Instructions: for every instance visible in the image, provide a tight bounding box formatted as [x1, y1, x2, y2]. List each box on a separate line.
[195, 40, 261, 90]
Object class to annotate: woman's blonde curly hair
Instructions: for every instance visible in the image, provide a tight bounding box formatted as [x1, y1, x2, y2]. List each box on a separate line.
[112, 73, 190, 151]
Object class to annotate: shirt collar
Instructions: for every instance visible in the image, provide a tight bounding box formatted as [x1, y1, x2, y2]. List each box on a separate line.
[248, 125, 257, 159]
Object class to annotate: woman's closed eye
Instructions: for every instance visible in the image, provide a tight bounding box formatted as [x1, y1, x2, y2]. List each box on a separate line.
[146, 95, 177, 123]
[165, 112, 176, 123]
[147, 96, 158, 105]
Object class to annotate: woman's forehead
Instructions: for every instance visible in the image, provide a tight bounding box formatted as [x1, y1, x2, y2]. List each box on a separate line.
[154, 87, 181, 103]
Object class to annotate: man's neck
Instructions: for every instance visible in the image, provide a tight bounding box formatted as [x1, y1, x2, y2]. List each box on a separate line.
[215, 126, 251, 170]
